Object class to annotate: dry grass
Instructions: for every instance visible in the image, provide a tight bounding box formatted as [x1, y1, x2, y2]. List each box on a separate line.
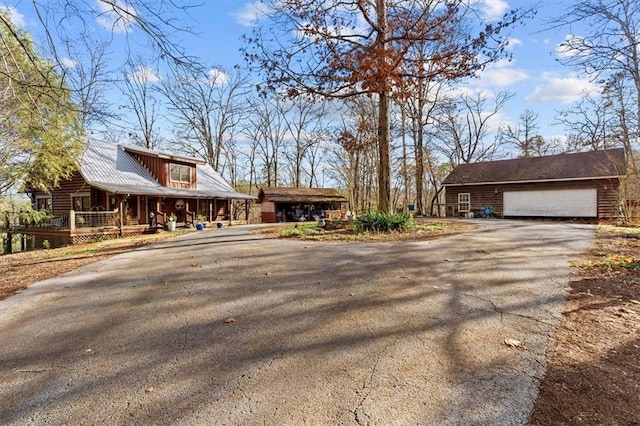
[530, 225, 640, 425]
[251, 218, 476, 242]
[0, 230, 190, 300]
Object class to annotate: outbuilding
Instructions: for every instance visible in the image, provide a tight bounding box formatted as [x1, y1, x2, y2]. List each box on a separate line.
[442, 148, 626, 220]
[257, 187, 348, 223]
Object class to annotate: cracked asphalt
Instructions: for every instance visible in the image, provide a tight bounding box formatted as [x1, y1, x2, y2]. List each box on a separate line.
[0, 220, 594, 425]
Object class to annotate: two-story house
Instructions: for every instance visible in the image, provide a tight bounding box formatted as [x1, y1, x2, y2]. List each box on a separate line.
[25, 139, 255, 246]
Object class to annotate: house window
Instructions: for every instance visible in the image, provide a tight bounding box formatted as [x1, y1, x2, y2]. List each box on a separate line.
[170, 163, 192, 184]
[72, 194, 91, 211]
[458, 193, 470, 213]
[36, 196, 52, 212]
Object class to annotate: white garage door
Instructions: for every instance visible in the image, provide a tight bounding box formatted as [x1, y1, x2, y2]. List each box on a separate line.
[503, 189, 597, 217]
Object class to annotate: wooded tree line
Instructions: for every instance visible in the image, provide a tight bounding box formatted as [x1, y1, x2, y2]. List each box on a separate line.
[1, 0, 639, 217]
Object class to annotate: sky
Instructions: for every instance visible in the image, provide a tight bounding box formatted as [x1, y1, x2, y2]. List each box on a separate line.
[3, 0, 597, 145]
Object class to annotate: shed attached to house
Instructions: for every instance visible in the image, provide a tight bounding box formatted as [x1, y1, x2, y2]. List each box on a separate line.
[442, 148, 626, 220]
[257, 187, 348, 223]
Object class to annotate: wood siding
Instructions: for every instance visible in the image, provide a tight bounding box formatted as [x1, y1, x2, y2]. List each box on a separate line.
[131, 152, 198, 189]
[46, 172, 91, 216]
[131, 152, 166, 184]
[213, 199, 228, 221]
[445, 179, 621, 219]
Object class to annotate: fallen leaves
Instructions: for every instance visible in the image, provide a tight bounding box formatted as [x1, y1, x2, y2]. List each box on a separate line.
[223, 317, 236, 324]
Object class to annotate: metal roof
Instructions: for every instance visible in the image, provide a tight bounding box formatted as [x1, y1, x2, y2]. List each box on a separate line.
[78, 139, 255, 200]
[442, 148, 626, 186]
[258, 187, 348, 203]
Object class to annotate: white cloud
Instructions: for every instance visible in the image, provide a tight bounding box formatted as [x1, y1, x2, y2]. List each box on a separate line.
[61, 57, 78, 69]
[232, 1, 266, 27]
[505, 37, 522, 50]
[555, 34, 587, 59]
[525, 73, 599, 104]
[96, 0, 137, 34]
[476, 0, 510, 20]
[475, 59, 529, 88]
[1, 6, 25, 28]
[207, 68, 229, 86]
[126, 66, 160, 84]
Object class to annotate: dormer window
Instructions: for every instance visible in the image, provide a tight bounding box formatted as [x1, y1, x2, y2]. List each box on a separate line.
[170, 163, 192, 184]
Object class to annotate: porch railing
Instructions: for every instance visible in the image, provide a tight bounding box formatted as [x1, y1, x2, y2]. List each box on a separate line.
[73, 210, 119, 229]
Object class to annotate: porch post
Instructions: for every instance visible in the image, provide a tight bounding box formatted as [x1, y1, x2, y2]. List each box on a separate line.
[228, 199, 233, 226]
[119, 198, 125, 237]
[245, 200, 249, 222]
[69, 210, 76, 232]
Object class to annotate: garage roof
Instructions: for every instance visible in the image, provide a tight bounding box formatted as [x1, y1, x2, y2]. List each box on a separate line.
[442, 148, 626, 186]
[258, 187, 347, 203]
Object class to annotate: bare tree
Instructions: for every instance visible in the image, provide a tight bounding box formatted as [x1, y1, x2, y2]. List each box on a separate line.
[433, 90, 513, 165]
[243, 0, 531, 211]
[554, 0, 640, 169]
[500, 109, 548, 157]
[120, 57, 162, 149]
[327, 97, 379, 213]
[0, 1, 200, 134]
[160, 66, 250, 171]
[243, 95, 289, 187]
[281, 96, 329, 188]
[57, 35, 115, 133]
[556, 93, 617, 151]
[400, 74, 446, 215]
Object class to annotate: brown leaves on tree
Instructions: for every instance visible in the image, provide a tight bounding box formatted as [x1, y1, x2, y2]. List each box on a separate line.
[243, 1, 531, 100]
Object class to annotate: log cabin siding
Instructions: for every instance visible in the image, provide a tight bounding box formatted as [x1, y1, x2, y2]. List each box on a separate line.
[51, 172, 91, 216]
[445, 179, 621, 219]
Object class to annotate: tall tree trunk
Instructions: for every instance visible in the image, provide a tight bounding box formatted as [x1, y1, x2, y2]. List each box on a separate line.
[401, 106, 409, 212]
[376, 0, 391, 213]
[378, 91, 391, 212]
[415, 91, 425, 216]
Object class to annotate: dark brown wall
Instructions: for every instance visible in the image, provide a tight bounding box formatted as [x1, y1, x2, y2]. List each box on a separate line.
[214, 199, 228, 220]
[132, 152, 199, 189]
[445, 179, 621, 219]
[45, 172, 90, 216]
[261, 212, 277, 223]
[133, 153, 166, 184]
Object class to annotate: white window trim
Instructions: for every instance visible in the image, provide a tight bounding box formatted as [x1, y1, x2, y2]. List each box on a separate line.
[458, 193, 470, 213]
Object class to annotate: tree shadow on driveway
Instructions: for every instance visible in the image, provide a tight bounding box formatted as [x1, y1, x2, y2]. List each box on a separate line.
[0, 221, 594, 424]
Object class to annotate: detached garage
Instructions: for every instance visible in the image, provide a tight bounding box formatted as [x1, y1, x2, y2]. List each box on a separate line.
[442, 149, 626, 220]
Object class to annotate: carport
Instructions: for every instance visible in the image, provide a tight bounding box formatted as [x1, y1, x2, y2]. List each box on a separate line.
[257, 187, 348, 222]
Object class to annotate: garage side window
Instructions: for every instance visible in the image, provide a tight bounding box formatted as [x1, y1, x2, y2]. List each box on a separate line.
[458, 193, 470, 213]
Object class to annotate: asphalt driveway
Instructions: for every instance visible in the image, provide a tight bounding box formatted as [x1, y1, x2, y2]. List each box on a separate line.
[0, 220, 594, 425]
